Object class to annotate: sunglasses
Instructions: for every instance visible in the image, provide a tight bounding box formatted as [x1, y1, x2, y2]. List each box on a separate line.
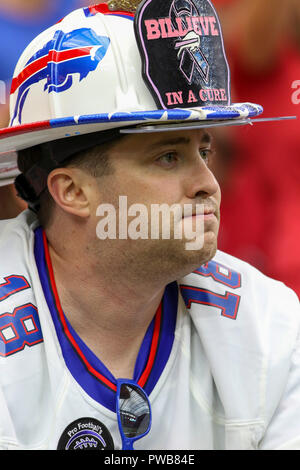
[116, 379, 152, 450]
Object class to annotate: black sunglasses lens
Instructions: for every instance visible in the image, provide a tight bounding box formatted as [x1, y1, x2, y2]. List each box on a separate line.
[118, 384, 150, 438]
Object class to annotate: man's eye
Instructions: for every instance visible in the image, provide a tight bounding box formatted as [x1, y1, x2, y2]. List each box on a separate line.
[156, 153, 178, 166]
[199, 148, 213, 163]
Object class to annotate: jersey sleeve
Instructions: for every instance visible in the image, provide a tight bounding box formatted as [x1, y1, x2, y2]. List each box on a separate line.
[259, 293, 300, 450]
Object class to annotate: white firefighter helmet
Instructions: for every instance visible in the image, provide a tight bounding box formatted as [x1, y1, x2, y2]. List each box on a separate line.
[0, 0, 271, 156]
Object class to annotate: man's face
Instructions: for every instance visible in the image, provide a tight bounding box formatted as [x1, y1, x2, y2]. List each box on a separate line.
[88, 128, 221, 282]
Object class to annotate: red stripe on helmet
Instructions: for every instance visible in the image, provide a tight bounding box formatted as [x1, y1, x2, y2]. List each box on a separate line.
[11, 47, 94, 95]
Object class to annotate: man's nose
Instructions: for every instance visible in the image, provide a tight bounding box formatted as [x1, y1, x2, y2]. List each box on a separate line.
[184, 155, 220, 200]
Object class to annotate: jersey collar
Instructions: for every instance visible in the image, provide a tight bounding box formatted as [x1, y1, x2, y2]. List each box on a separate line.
[34, 226, 178, 412]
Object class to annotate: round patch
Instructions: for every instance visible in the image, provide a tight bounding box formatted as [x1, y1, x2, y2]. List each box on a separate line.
[57, 417, 114, 450]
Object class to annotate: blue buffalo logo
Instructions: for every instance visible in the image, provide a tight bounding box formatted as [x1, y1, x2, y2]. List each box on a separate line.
[11, 28, 111, 126]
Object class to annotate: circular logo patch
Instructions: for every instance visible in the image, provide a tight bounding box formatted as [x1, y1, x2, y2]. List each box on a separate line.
[57, 417, 114, 450]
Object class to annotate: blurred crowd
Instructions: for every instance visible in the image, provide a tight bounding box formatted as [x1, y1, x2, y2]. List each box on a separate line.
[0, 0, 299, 296]
[212, 0, 300, 296]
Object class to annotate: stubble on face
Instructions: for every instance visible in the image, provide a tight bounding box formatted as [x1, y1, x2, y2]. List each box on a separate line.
[89, 201, 220, 286]
[88, 129, 221, 285]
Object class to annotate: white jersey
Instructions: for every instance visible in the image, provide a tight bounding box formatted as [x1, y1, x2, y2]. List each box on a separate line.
[0, 211, 299, 451]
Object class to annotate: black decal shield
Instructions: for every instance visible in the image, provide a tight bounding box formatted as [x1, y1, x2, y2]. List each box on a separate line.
[134, 0, 230, 109]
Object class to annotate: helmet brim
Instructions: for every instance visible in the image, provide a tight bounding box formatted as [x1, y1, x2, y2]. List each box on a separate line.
[0, 102, 263, 155]
[0, 102, 296, 156]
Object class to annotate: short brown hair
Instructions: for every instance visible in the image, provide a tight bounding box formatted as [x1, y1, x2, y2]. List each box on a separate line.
[17, 139, 119, 228]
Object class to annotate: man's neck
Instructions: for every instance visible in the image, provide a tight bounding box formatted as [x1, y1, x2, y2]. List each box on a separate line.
[47, 240, 165, 379]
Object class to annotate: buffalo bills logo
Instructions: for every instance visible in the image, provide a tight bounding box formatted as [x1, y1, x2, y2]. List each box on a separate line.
[10, 28, 110, 126]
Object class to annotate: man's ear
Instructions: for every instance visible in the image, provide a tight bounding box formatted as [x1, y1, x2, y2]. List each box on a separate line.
[47, 167, 91, 218]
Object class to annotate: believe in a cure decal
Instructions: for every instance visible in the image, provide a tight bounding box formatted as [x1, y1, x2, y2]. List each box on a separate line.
[134, 0, 230, 109]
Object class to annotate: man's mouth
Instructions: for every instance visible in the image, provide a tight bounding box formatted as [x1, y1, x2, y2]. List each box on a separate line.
[182, 206, 217, 219]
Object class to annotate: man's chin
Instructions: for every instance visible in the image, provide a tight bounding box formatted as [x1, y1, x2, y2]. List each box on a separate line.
[185, 242, 218, 271]
[113, 232, 219, 284]
[167, 234, 218, 279]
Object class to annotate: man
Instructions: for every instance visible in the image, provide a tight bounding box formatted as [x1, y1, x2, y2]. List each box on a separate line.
[0, 0, 299, 451]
